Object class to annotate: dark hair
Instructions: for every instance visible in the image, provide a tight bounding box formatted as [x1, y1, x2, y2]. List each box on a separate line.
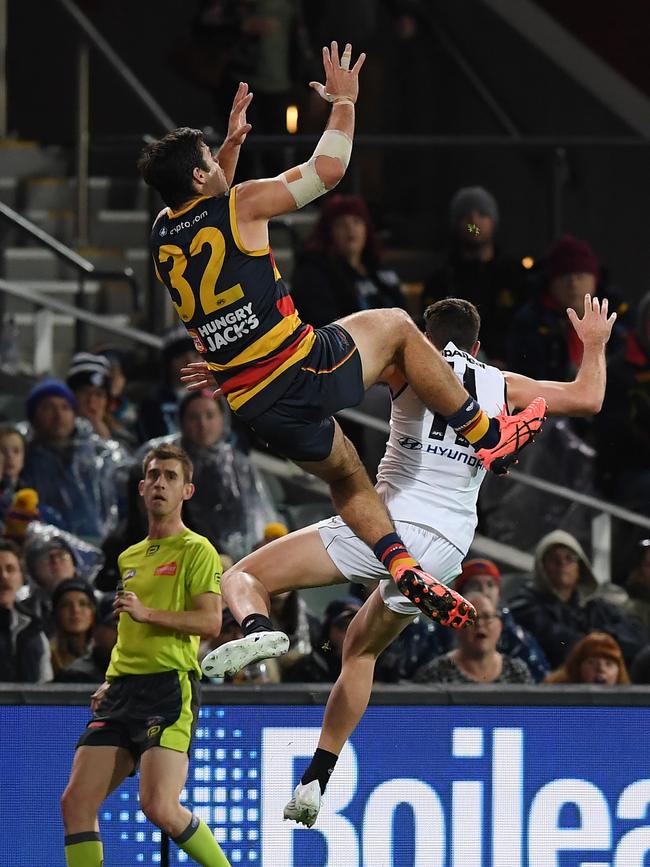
[137, 127, 208, 209]
[302, 194, 382, 268]
[0, 425, 25, 445]
[142, 444, 194, 483]
[424, 298, 481, 352]
[178, 389, 223, 426]
[0, 538, 23, 568]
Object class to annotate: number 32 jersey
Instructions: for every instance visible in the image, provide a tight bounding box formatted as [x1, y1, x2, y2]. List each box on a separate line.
[376, 342, 506, 554]
[150, 189, 315, 420]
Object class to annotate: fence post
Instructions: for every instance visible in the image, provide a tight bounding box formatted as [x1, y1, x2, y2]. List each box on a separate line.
[591, 511, 612, 585]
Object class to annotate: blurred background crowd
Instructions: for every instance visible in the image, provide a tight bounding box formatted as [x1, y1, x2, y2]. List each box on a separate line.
[2, 0, 650, 690]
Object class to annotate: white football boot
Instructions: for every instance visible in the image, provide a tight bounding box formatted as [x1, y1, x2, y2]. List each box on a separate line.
[283, 780, 321, 828]
[201, 631, 289, 678]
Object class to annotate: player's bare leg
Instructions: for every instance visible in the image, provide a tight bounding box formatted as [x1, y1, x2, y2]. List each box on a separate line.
[284, 590, 412, 827]
[61, 745, 134, 865]
[201, 426, 475, 680]
[140, 748, 230, 866]
[339, 308, 546, 474]
[299, 423, 477, 629]
[201, 525, 348, 677]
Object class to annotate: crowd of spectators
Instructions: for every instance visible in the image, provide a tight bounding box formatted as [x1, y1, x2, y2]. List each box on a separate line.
[1, 175, 649, 691]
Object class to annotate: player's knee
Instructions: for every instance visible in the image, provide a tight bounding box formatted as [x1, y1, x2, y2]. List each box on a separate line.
[385, 307, 416, 338]
[221, 568, 254, 603]
[140, 796, 175, 832]
[60, 783, 93, 824]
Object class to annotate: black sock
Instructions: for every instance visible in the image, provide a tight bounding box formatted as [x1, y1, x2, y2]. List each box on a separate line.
[241, 613, 274, 636]
[301, 748, 339, 794]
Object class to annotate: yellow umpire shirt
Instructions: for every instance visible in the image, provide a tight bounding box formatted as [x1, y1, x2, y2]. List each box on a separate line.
[106, 528, 222, 679]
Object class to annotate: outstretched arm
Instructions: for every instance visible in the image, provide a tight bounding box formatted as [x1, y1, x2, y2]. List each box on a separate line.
[505, 293, 615, 416]
[234, 41, 366, 225]
[216, 82, 253, 186]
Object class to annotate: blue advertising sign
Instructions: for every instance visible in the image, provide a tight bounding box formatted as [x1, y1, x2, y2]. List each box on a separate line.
[2, 703, 650, 866]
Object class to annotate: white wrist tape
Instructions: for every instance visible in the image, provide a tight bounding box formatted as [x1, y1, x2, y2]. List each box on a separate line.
[281, 129, 353, 209]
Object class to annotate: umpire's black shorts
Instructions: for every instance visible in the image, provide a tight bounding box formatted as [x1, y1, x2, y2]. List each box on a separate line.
[76, 670, 200, 763]
[248, 322, 365, 462]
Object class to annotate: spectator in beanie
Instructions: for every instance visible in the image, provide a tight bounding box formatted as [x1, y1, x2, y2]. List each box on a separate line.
[422, 185, 528, 365]
[21, 378, 120, 539]
[0, 539, 52, 683]
[507, 234, 625, 381]
[453, 558, 550, 681]
[66, 352, 136, 452]
[545, 631, 630, 685]
[22, 534, 78, 633]
[594, 291, 650, 510]
[136, 325, 202, 442]
[49, 577, 96, 677]
[508, 529, 645, 668]
[290, 194, 406, 329]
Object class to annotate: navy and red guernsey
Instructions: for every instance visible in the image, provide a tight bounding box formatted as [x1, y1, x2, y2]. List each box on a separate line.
[150, 187, 315, 420]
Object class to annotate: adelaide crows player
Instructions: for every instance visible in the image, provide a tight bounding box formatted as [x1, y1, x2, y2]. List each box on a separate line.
[138, 42, 545, 642]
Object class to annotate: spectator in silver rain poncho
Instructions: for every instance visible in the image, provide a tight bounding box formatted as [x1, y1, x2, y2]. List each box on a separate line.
[137, 390, 278, 560]
[21, 378, 121, 540]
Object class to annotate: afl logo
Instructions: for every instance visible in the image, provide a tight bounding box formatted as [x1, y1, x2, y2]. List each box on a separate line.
[399, 436, 422, 450]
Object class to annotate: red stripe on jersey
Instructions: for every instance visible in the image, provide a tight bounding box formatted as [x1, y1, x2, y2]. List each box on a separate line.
[276, 293, 296, 317]
[219, 325, 313, 396]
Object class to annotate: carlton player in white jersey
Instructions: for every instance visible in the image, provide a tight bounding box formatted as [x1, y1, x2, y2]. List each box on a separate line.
[201, 294, 615, 827]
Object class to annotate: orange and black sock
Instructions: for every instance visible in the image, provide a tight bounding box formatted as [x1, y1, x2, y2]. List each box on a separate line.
[374, 532, 419, 579]
[446, 397, 499, 449]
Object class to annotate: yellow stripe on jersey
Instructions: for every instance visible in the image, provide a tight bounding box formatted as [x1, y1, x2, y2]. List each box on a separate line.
[226, 330, 316, 410]
[207, 310, 306, 372]
[229, 185, 269, 256]
[167, 195, 212, 219]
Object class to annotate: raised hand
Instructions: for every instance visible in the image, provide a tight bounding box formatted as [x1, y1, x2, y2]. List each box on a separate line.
[567, 293, 617, 347]
[225, 81, 253, 148]
[309, 41, 366, 105]
[180, 361, 223, 399]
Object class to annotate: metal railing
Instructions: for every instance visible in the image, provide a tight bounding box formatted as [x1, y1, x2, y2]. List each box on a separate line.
[54, 0, 175, 245]
[0, 278, 158, 374]
[0, 201, 141, 352]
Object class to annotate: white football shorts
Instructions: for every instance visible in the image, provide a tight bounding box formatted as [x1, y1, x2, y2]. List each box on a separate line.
[317, 516, 464, 616]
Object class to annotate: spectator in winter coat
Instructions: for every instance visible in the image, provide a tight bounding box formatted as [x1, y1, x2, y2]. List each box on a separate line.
[509, 529, 645, 668]
[0, 538, 52, 682]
